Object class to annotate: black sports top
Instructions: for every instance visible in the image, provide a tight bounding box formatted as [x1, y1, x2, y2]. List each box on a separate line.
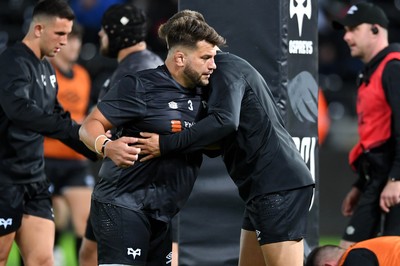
[94, 65, 205, 222]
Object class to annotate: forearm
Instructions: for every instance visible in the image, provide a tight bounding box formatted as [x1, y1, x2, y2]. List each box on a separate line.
[160, 113, 235, 155]
[79, 119, 109, 154]
[79, 107, 113, 156]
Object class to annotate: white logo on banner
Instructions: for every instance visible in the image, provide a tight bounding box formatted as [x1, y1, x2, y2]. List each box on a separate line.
[289, 0, 312, 37]
[289, 0, 314, 54]
[293, 136, 316, 211]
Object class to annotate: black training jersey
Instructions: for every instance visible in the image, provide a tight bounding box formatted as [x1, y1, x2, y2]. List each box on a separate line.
[0, 42, 94, 184]
[94, 65, 204, 222]
[98, 49, 163, 100]
[160, 52, 315, 202]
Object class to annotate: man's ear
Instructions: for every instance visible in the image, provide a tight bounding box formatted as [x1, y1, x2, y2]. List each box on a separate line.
[174, 51, 185, 67]
[34, 24, 44, 37]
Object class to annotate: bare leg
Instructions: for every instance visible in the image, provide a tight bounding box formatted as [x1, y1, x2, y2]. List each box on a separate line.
[0, 232, 16, 266]
[261, 240, 304, 266]
[239, 229, 304, 266]
[15, 215, 55, 266]
[238, 229, 265, 266]
[64, 187, 92, 238]
[172, 242, 178, 266]
[52, 196, 70, 231]
[79, 237, 98, 266]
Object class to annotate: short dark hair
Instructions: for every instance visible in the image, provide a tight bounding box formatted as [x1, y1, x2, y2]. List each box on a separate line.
[305, 245, 340, 266]
[166, 10, 206, 23]
[33, 0, 75, 21]
[158, 15, 225, 50]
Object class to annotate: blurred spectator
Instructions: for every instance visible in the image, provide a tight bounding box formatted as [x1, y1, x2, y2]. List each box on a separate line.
[318, 88, 331, 145]
[78, 3, 163, 266]
[45, 21, 94, 265]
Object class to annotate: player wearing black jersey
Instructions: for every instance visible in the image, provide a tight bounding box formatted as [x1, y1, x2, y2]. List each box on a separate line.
[0, 1, 97, 265]
[97, 4, 164, 100]
[78, 5, 164, 266]
[79, 15, 225, 265]
[137, 10, 315, 266]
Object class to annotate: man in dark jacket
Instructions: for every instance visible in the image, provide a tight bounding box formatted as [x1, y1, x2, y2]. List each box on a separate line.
[0, 0, 97, 265]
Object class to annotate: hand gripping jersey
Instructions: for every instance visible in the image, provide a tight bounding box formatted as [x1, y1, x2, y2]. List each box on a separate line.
[93, 65, 205, 222]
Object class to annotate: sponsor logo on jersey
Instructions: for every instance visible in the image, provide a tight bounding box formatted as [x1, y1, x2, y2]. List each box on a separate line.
[166, 251, 173, 264]
[168, 101, 178, 109]
[50, 74, 56, 88]
[41, 74, 47, 86]
[0, 218, 12, 229]
[171, 120, 182, 132]
[127, 248, 141, 259]
[256, 230, 261, 241]
[184, 121, 195, 128]
[41, 74, 57, 88]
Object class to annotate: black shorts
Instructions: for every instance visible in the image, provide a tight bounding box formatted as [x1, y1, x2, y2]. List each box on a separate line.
[0, 180, 54, 236]
[342, 171, 400, 242]
[90, 200, 172, 265]
[242, 185, 314, 245]
[45, 158, 95, 196]
[84, 216, 96, 241]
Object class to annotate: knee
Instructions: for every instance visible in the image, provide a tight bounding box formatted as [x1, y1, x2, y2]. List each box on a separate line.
[26, 254, 54, 266]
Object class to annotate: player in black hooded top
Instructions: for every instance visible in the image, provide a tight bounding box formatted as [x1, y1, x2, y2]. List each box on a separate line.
[0, 1, 96, 265]
[79, 16, 225, 265]
[79, 4, 164, 266]
[97, 3, 163, 101]
[136, 10, 315, 266]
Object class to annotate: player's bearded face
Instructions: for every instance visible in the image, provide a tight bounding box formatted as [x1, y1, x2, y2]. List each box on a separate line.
[183, 63, 209, 87]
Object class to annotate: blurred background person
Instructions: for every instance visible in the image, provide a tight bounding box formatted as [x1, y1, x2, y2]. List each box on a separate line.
[79, 3, 163, 266]
[332, 2, 400, 249]
[305, 236, 400, 266]
[44, 21, 95, 265]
